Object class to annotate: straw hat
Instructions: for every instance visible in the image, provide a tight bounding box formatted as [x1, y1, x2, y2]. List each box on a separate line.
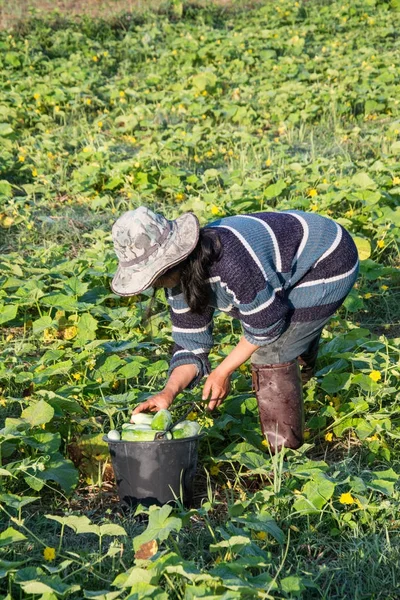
[111, 206, 199, 296]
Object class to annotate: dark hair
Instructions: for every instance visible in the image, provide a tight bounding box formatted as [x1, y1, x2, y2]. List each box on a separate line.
[179, 228, 222, 314]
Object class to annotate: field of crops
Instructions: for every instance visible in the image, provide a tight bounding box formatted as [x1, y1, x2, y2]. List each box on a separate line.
[1, 0, 400, 598]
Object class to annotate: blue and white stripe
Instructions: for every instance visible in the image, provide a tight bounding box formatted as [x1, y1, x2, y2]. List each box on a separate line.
[166, 210, 359, 386]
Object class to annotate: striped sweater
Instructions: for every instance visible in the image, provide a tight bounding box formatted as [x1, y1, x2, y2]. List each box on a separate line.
[166, 210, 359, 387]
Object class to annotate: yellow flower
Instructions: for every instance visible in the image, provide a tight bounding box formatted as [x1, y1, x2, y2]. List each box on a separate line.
[265, 158, 272, 167]
[261, 439, 269, 447]
[303, 431, 310, 440]
[175, 193, 185, 202]
[18, 155, 25, 162]
[364, 293, 372, 299]
[255, 531, 267, 540]
[96, 377, 103, 383]
[119, 91, 125, 97]
[202, 90, 208, 96]
[43, 547, 56, 561]
[380, 285, 389, 291]
[194, 155, 200, 163]
[92, 55, 98, 62]
[345, 208, 354, 218]
[308, 188, 318, 198]
[339, 492, 355, 505]
[210, 205, 222, 216]
[6, 333, 13, 342]
[325, 432, 333, 442]
[310, 203, 319, 212]
[367, 434, 379, 442]
[0, 397, 6, 407]
[369, 370, 381, 382]
[210, 465, 220, 476]
[32, 168, 38, 177]
[97, 121, 103, 128]
[187, 411, 198, 421]
[33, 93, 40, 100]
[86, 98, 92, 105]
[377, 240, 385, 249]
[392, 176, 400, 185]
[72, 373, 82, 381]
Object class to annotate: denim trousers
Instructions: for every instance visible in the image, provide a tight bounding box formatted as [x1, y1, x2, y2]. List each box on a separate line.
[251, 316, 332, 365]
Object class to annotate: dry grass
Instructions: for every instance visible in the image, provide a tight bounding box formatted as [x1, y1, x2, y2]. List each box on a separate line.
[0, 0, 245, 29]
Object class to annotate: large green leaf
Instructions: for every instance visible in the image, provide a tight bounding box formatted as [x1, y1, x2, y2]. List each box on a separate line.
[0, 527, 27, 548]
[352, 236, 371, 260]
[0, 303, 17, 325]
[35, 456, 78, 494]
[293, 473, 336, 514]
[75, 312, 98, 344]
[21, 400, 54, 427]
[46, 514, 126, 537]
[209, 536, 252, 553]
[133, 505, 182, 551]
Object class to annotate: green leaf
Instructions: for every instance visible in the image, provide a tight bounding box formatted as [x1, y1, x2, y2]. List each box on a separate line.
[209, 535, 251, 553]
[352, 236, 371, 260]
[118, 360, 143, 379]
[32, 316, 54, 334]
[21, 400, 54, 427]
[126, 582, 168, 600]
[352, 374, 379, 392]
[83, 590, 123, 600]
[0, 527, 27, 548]
[112, 567, 157, 588]
[0, 493, 38, 511]
[280, 575, 305, 595]
[232, 512, 285, 544]
[75, 313, 98, 344]
[45, 514, 126, 537]
[293, 473, 336, 514]
[0, 303, 17, 325]
[146, 360, 169, 377]
[320, 372, 352, 394]
[0, 180, 12, 197]
[264, 179, 286, 199]
[40, 294, 80, 311]
[133, 505, 182, 551]
[352, 172, 376, 189]
[33, 360, 73, 384]
[36, 456, 78, 494]
[191, 71, 217, 91]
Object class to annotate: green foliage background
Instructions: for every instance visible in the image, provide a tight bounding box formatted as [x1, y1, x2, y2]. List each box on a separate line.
[0, 0, 400, 598]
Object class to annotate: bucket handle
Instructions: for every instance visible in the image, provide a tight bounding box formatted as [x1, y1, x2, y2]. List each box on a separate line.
[154, 398, 208, 440]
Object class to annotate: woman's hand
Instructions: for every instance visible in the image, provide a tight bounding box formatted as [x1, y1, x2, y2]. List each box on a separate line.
[202, 368, 231, 411]
[131, 390, 174, 419]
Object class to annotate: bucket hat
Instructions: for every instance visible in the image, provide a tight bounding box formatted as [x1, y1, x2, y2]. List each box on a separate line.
[111, 206, 199, 296]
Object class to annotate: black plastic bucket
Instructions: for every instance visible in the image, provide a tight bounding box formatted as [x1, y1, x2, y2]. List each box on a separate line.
[104, 434, 201, 507]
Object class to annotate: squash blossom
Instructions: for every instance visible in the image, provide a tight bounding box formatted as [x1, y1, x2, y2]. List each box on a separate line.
[369, 370, 381, 382]
[43, 547, 56, 561]
[339, 492, 355, 505]
[325, 432, 333, 442]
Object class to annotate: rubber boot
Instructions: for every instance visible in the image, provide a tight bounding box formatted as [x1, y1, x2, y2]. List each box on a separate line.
[252, 360, 304, 452]
[298, 334, 321, 385]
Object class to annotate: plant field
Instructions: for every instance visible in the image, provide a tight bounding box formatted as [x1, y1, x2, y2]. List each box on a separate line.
[1, 0, 400, 598]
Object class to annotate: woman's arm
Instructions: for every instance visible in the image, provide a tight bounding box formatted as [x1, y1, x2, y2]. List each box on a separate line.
[131, 363, 198, 417]
[202, 336, 259, 410]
